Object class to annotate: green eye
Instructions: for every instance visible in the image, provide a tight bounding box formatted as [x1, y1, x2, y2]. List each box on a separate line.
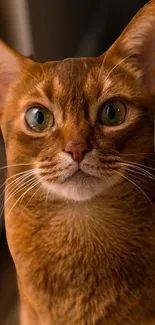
[98, 100, 126, 126]
[25, 107, 54, 131]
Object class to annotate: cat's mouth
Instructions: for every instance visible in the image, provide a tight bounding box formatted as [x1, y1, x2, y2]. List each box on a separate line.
[61, 160, 119, 183]
[38, 159, 121, 201]
[61, 169, 98, 184]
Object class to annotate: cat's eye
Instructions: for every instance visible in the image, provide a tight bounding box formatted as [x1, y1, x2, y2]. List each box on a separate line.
[98, 100, 126, 126]
[25, 107, 54, 132]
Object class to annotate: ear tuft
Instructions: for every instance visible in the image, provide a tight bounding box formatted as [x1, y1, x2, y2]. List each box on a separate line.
[106, 0, 155, 95]
[120, 2, 155, 57]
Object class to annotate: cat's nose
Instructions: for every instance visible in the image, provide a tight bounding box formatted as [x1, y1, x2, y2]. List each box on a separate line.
[64, 140, 92, 162]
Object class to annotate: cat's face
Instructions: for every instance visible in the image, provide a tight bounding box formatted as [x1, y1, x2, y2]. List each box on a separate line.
[1, 56, 153, 201]
[1, 1, 155, 201]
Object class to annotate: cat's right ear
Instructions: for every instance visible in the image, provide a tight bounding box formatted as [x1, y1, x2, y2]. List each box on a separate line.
[103, 0, 155, 96]
[0, 40, 30, 120]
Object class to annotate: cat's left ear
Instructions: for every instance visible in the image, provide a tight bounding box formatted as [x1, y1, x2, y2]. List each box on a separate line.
[105, 0, 155, 95]
[0, 40, 30, 119]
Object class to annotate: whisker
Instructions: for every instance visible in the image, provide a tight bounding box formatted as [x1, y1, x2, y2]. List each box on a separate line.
[0, 171, 35, 204]
[119, 162, 155, 181]
[98, 50, 109, 83]
[121, 153, 155, 163]
[0, 162, 32, 172]
[125, 166, 153, 179]
[23, 69, 39, 83]
[38, 61, 47, 80]
[0, 170, 32, 193]
[115, 170, 154, 210]
[20, 183, 43, 216]
[124, 160, 155, 172]
[122, 153, 155, 156]
[104, 54, 132, 84]
[119, 159, 155, 172]
[5, 176, 37, 204]
[0, 168, 39, 199]
[0, 171, 37, 218]
[0, 176, 38, 219]
[5, 172, 34, 193]
[6, 180, 40, 220]
[0, 167, 40, 218]
[32, 54, 47, 80]
[0, 169, 35, 193]
[126, 169, 155, 187]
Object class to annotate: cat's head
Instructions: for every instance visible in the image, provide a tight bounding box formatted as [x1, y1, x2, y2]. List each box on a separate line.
[0, 1, 155, 201]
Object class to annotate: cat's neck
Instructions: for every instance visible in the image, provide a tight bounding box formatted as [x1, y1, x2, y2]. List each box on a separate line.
[6, 176, 154, 248]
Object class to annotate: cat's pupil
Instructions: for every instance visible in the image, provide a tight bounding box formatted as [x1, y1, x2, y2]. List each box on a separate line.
[106, 106, 116, 120]
[35, 111, 44, 124]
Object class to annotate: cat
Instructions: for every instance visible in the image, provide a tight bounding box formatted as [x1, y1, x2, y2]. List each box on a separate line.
[1, 0, 155, 324]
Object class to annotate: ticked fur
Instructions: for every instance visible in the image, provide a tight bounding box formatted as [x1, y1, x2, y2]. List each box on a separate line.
[1, 1, 155, 325]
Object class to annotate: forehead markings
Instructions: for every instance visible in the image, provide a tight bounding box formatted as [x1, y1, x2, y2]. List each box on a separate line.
[36, 60, 100, 124]
[44, 61, 89, 121]
[52, 76, 64, 96]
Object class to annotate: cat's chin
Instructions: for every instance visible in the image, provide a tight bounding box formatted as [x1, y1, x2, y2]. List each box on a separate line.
[42, 171, 106, 201]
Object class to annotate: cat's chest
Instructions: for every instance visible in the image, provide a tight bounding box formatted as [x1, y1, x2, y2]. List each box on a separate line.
[7, 198, 155, 275]
[6, 201, 155, 325]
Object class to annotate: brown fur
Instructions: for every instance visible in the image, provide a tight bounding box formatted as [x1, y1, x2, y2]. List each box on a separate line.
[1, 1, 155, 324]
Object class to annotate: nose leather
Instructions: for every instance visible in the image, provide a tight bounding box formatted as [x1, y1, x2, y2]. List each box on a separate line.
[64, 140, 91, 162]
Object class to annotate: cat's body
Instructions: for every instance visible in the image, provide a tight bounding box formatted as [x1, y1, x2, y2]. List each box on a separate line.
[1, 1, 155, 324]
[8, 183, 155, 325]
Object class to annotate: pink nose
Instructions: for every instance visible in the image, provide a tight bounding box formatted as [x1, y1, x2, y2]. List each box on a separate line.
[64, 141, 91, 162]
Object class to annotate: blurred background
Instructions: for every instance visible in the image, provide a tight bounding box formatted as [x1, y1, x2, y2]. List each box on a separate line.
[0, 0, 148, 324]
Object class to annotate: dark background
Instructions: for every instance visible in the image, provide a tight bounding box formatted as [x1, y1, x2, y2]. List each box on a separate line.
[0, 1, 148, 324]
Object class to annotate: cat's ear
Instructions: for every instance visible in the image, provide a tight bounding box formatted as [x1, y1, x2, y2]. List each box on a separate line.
[106, 0, 155, 95]
[0, 40, 30, 119]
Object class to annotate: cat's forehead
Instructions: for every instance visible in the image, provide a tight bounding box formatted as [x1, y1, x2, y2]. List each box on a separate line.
[52, 57, 100, 84]
[16, 55, 139, 117]
[44, 57, 102, 101]
[13, 57, 107, 120]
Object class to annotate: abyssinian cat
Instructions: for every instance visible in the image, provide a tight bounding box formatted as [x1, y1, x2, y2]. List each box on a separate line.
[1, 1, 155, 324]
